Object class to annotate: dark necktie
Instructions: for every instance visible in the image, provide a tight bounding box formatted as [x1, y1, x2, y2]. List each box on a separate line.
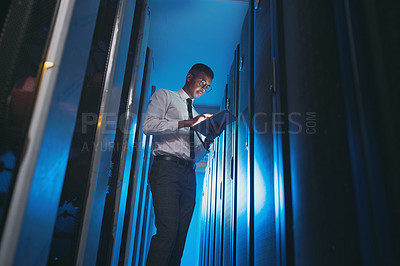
[186, 98, 195, 159]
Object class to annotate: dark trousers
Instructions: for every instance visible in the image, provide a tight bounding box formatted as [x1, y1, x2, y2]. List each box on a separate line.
[146, 158, 196, 266]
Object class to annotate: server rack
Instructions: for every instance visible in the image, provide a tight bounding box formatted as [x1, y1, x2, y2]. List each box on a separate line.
[221, 61, 236, 266]
[236, 10, 251, 266]
[47, 0, 130, 263]
[214, 91, 226, 266]
[0, 0, 61, 244]
[0, 0, 156, 265]
[0, 0, 104, 264]
[199, 0, 399, 266]
[254, 0, 282, 265]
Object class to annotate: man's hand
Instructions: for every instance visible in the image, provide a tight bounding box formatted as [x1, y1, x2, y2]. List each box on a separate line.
[178, 113, 212, 128]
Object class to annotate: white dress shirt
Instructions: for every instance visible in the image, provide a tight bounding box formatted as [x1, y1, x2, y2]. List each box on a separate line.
[143, 88, 208, 162]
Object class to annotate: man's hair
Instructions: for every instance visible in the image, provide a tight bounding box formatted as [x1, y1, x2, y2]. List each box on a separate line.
[189, 63, 214, 80]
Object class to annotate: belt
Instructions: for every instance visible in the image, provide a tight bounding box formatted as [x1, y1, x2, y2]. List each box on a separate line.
[155, 155, 195, 169]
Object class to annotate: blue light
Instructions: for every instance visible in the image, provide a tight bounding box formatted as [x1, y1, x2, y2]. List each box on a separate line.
[253, 160, 266, 216]
[148, 0, 248, 107]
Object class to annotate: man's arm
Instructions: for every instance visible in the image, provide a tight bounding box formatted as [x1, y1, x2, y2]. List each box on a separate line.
[143, 89, 178, 135]
[143, 89, 212, 135]
[178, 113, 212, 129]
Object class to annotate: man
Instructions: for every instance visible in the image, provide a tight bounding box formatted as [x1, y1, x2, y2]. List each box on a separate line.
[143, 63, 217, 265]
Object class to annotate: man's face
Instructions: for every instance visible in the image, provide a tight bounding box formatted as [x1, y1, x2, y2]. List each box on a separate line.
[186, 72, 212, 99]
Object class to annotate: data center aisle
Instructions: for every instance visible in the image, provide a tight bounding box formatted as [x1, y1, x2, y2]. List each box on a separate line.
[0, 0, 399, 266]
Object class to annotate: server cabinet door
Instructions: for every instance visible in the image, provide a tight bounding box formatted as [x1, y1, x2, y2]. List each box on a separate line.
[120, 47, 153, 266]
[280, 1, 361, 265]
[95, 1, 150, 265]
[46, 0, 126, 264]
[333, 0, 400, 264]
[0, 0, 102, 265]
[199, 162, 208, 266]
[253, 1, 277, 265]
[80, 0, 139, 264]
[222, 62, 235, 266]
[201, 149, 215, 266]
[208, 142, 218, 266]
[214, 95, 226, 266]
[136, 85, 156, 266]
[236, 11, 250, 266]
[0, 0, 59, 239]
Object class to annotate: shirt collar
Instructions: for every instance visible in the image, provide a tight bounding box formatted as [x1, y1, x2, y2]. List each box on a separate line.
[178, 88, 194, 103]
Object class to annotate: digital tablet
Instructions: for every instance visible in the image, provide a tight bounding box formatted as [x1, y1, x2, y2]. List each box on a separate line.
[192, 109, 237, 136]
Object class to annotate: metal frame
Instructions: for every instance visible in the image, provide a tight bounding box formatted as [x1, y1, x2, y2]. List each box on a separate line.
[0, 0, 103, 265]
[75, 0, 135, 265]
[107, 1, 150, 265]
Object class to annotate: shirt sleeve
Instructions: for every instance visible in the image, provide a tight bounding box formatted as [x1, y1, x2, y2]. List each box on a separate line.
[143, 89, 179, 135]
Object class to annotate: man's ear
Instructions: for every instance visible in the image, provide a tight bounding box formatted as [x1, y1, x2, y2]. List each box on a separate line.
[186, 73, 193, 82]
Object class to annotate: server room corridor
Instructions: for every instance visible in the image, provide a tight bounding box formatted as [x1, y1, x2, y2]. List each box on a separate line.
[0, 0, 399, 265]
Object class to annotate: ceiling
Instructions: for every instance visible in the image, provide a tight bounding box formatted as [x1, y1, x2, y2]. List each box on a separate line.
[148, 0, 248, 109]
